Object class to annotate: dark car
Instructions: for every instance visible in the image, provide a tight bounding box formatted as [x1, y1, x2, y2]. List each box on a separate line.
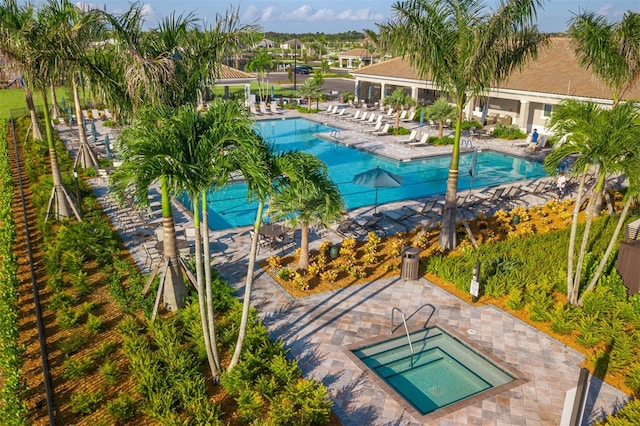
[294, 65, 312, 74]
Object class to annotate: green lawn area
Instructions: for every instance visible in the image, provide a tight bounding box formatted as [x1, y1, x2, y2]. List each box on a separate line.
[0, 87, 70, 120]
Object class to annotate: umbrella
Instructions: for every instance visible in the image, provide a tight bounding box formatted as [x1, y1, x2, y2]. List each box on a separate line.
[61, 97, 66, 111]
[91, 121, 98, 142]
[419, 109, 425, 134]
[481, 103, 488, 125]
[468, 148, 478, 193]
[354, 81, 359, 99]
[67, 106, 73, 124]
[353, 166, 403, 214]
[103, 134, 111, 159]
[368, 85, 373, 102]
[270, 85, 275, 100]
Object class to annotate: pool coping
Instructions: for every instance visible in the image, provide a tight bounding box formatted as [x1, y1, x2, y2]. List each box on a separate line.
[343, 321, 528, 423]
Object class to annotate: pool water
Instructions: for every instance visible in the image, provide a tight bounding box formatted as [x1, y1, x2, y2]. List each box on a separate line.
[179, 118, 546, 229]
[352, 326, 514, 415]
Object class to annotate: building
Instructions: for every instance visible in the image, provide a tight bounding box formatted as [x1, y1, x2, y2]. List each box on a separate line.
[338, 48, 380, 69]
[350, 38, 640, 133]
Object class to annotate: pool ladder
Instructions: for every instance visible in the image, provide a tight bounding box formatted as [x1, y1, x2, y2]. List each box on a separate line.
[391, 307, 415, 367]
[330, 129, 341, 139]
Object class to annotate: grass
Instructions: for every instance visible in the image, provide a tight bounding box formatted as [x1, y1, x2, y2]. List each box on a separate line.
[0, 87, 79, 120]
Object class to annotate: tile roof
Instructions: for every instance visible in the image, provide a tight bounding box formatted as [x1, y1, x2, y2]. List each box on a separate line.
[352, 38, 640, 101]
[216, 64, 255, 80]
[340, 48, 380, 59]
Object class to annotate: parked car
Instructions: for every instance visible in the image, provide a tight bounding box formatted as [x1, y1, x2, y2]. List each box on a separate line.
[294, 65, 312, 74]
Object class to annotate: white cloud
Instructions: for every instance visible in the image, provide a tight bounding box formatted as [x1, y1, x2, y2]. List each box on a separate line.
[249, 4, 384, 23]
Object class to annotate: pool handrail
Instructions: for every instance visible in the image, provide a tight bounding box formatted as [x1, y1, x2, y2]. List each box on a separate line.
[390, 307, 415, 367]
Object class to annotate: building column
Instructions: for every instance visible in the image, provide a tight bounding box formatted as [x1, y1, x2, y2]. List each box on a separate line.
[411, 86, 419, 103]
[380, 83, 387, 104]
[354, 79, 360, 102]
[519, 100, 530, 132]
[464, 97, 475, 120]
[348, 58, 353, 68]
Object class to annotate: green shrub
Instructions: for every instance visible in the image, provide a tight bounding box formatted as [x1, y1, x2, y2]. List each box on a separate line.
[70, 390, 104, 414]
[48, 291, 77, 311]
[92, 341, 118, 361]
[491, 124, 526, 140]
[62, 356, 95, 380]
[268, 379, 332, 425]
[57, 307, 80, 329]
[237, 388, 263, 423]
[100, 359, 121, 386]
[86, 313, 104, 334]
[550, 302, 578, 335]
[576, 315, 602, 348]
[106, 392, 137, 422]
[430, 136, 454, 145]
[505, 286, 525, 311]
[58, 333, 89, 355]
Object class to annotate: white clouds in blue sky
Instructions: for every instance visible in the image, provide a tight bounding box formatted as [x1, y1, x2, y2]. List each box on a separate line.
[73, 1, 639, 33]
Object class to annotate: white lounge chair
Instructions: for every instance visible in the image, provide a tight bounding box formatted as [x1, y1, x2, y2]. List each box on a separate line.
[372, 123, 391, 136]
[249, 104, 261, 115]
[397, 130, 417, 144]
[270, 102, 283, 114]
[360, 113, 376, 125]
[345, 110, 361, 121]
[355, 111, 369, 123]
[366, 115, 383, 127]
[408, 133, 430, 147]
[259, 102, 272, 114]
[321, 105, 337, 115]
[402, 110, 416, 122]
[363, 121, 383, 133]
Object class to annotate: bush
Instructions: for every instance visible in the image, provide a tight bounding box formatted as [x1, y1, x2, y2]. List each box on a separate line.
[62, 356, 95, 380]
[106, 392, 137, 422]
[70, 390, 104, 414]
[491, 124, 526, 140]
[86, 313, 104, 334]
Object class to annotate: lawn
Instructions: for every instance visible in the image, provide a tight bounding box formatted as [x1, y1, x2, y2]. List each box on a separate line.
[0, 87, 76, 119]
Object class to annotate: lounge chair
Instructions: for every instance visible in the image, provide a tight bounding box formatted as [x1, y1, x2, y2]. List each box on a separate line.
[259, 102, 272, 115]
[372, 123, 391, 136]
[365, 115, 383, 127]
[357, 215, 386, 236]
[335, 219, 362, 238]
[355, 111, 369, 123]
[345, 110, 361, 121]
[363, 121, 383, 133]
[385, 107, 394, 117]
[270, 103, 283, 114]
[334, 108, 347, 118]
[408, 133, 429, 147]
[397, 130, 417, 144]
[401, 110, 416, 122]
[398, 110, 408, 121]
[322, 105, 337, 115]
[249, 104, 262, 115]
[360, 113, 376, 126]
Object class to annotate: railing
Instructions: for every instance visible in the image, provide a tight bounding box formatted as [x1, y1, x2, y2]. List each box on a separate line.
[461, 139, 474, 149]
[390, 307, 415, 367]
[330, 129, 341, 139]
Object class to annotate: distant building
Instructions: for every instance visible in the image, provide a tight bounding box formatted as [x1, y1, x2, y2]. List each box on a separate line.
[256, 39, 276, 49]
[338, 49, 380, 69]
[350, 38, 640, 133]
[281, 39, 303, 50]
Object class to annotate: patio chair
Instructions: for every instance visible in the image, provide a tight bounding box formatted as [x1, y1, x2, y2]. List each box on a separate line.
[363, 121, 383, 133]
[259, 102, 272, 115]
[249, 104, 262, 115]
[270, 102, 283, 114]
[397, 130, 417, 144]
[401, 110, 416, 123]
[355, 111, 369, 123]
[408, 133, 429, 147]
[345, 110, 361, 121]
[321, 105, 337, 115]
[357, 215, 386, 236]
[335, 219, 362, 238]
[372, 123, 391, 136]
[360, 113, 376, 126]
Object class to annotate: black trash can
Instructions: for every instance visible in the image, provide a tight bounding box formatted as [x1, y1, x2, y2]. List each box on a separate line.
[401, 247, 420, 280]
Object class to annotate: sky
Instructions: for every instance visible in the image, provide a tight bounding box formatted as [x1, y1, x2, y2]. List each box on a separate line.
[76, 1, 639, 34]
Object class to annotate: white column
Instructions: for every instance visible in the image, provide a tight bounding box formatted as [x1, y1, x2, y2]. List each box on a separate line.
[380, 83, 387, 104]
[519, 100, 530, 132]
[464, 97, 474, 120]
[348, 58, 353, 68]
[355, 79, 360, 102]
[411, 86, 419, 103]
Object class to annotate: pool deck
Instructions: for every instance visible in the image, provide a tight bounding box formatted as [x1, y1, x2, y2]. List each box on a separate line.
[60, 105, 629, 425]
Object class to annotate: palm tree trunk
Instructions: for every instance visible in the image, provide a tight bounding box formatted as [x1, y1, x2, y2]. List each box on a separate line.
[580, 197, 633, 304]
[229, 200, 265, 371]
[298, 223, 310, 270]
[41, 87, 80, 221]
[160, 177, 187, 311]
[438, 108, 463, 250]
[193, 196, 219, 380]
[438, 122, 444, 138]
[202, 191, 221, 374]
[72, 75, 98, 169]
[566, 166, 590, 305]
[572, 170, 603, 301]
[395, 110, 400, 129]
[50, 84, 61, 119]
[24, 85, 43, 141]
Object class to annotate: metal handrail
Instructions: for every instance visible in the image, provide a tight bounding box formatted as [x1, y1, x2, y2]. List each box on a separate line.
[390, 307, 415, 367]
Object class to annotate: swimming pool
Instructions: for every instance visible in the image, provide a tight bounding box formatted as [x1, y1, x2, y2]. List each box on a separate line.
[350, 326, 517, 417]
[179, 118, 546, 229]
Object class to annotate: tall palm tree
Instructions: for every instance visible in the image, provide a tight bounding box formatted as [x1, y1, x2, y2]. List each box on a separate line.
[245, 50, 274, 101]
[567, 11, 640, 106]
[543, 100, 640, 305]
[385, 0, 548, 249]
[383, 87, 415, 129]
[0, 0, 42, 141]
[109, 105, 189, 312]
[297, 78, 322, 111]
[268, 152, 344, 270]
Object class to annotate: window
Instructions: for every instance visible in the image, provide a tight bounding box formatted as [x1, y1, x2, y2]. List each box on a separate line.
[542, 104, 553, 117]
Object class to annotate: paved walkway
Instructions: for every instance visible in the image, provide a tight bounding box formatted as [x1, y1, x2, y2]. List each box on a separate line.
[58, 107, 629, 425]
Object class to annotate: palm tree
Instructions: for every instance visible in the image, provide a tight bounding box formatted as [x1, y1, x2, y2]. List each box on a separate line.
[245, 50, 274, 101]
[268, 152, 344, 270]
[385, 0, 548, 250]
[109, 105, 189, 312]
[0, 0, 43, 141]
[383, 87, 415, 129]
[567, 11, 640, 106]
[425, 97, 456, 138]
[297, 78, 321, 111]
[543, 100, 640, 305]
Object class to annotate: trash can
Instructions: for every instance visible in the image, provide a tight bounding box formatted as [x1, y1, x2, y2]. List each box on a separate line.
[401, 247, 420, 281]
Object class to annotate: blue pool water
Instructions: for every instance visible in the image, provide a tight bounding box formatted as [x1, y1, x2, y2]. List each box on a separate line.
[179, 118, 545, 230]
[352, 326, 514, 415]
